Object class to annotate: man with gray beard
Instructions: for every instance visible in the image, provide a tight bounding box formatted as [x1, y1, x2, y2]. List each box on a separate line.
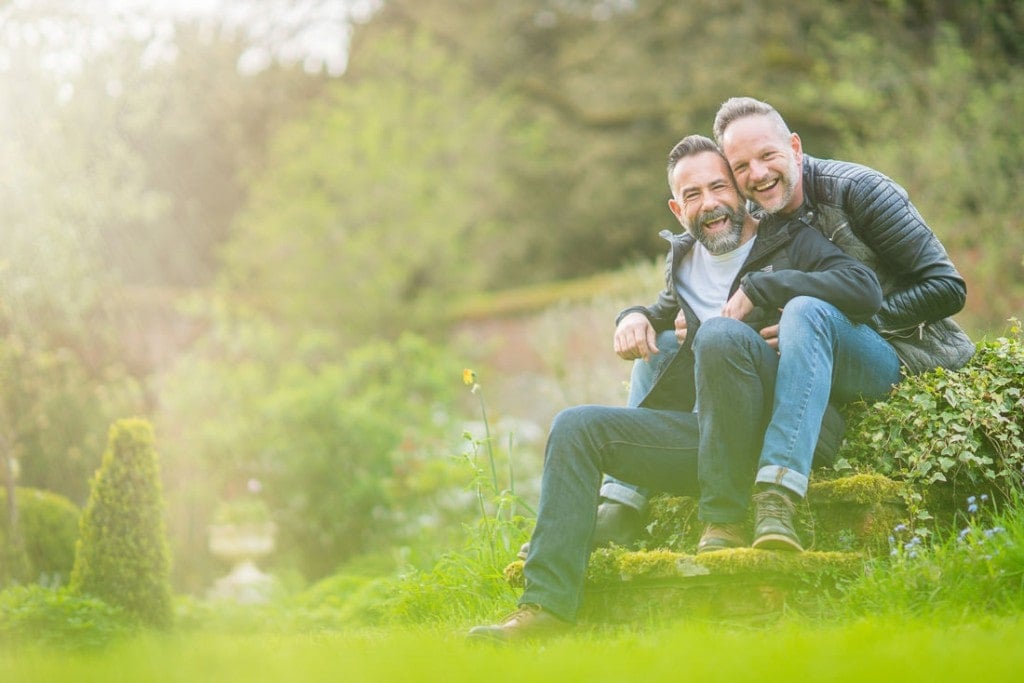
[470, 134, 881, 641]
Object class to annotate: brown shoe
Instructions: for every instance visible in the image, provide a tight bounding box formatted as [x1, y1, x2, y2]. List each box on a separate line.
[467, 604, 571, 643]
[696, 522, 747, 554]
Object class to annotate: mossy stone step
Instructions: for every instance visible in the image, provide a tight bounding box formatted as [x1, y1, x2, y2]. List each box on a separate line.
[505, 547, 864, 622]
[504, 473, 917, 623]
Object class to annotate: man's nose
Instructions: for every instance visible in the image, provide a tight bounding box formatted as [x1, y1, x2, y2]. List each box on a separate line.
[699, 189, 720, 213]
[748, 159, 769, 181]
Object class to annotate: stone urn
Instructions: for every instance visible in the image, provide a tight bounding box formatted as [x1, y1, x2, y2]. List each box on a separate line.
[207, 508, 279, 604]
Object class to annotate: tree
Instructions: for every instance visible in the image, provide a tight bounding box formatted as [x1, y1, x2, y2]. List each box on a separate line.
[220, 28, 521, 342]
[70, 419, 172, 628]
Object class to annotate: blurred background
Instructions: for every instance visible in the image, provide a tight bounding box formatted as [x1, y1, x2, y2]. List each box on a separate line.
[0, 0, 1021, 594]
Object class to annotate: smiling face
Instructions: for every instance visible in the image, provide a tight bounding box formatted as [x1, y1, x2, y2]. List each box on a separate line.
[668, 150, 751, 255]
[719, 114, 803, 215]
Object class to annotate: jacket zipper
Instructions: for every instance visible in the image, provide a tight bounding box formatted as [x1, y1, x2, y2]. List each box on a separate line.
[881, 322, 926, 340]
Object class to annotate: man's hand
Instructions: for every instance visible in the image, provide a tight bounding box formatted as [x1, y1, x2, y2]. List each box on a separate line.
[614, 312, 659, 361]
[759, 323, 780, 351]
[674, 309, 688, 344]
[721, 288, 754, 321]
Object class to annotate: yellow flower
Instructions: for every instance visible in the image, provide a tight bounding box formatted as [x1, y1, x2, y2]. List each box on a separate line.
[462, 368, 477, 386]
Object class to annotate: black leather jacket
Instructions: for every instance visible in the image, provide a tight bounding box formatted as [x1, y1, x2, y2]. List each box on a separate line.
[793, 155, 974, 373]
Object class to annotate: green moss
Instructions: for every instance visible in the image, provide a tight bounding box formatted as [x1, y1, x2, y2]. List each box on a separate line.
[504, 546, 862, 591]
[690, 548, 862, 577]
[809, 473, 907, 505]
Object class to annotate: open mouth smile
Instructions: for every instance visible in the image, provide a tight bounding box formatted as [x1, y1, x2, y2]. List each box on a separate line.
[703, 216, 729, 232]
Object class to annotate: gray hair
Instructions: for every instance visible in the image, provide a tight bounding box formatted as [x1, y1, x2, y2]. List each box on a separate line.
[713, 97, 791, 145]
[666, 134, 729, 186]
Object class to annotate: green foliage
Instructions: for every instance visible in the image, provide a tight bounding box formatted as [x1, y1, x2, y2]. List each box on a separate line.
[640, 495, 700, 552]
[0, 488, 80, 587]
[0, 336, 144, 506]
[0, 584, 130, 651]
[356, 370, 534, 626]
[287, 574, 395, 630]
[159, 316, 470, 581]
[835, 322, 1024, 527]
[836, 494, 1024, 618]
[70, 419, 172, 629]
[220, 27, 520, 343]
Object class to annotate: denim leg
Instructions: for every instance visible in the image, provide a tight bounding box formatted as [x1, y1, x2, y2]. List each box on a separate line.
[522, 405, 700, 622]
[692, 317, 779, 522]
[600, 330, 690, 510]
[756, 296, 902, 497]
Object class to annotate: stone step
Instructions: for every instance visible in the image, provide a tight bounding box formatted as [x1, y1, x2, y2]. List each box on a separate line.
[505, 547, 864, 622]
[503, 473, 914, 623]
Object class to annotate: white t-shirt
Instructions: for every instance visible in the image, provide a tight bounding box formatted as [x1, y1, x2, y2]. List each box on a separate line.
[674, 236, 757, 323]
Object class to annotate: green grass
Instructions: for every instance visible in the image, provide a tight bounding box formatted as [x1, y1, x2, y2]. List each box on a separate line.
[3, 616, 1023, 683]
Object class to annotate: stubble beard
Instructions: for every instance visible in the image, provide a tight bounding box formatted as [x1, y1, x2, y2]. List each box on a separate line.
[756, 153, 801, 215]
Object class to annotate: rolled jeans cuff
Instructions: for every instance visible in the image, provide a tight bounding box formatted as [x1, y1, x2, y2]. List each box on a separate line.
[755, 465, 809, 499]
[599, 480, 648, 512]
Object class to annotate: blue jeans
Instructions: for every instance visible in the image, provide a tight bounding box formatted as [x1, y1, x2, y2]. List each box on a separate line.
[604, 298, 901, 504]
[522, 318, 778, 621]
[600, 330, 683, 510]
[752, 296, 901, 495]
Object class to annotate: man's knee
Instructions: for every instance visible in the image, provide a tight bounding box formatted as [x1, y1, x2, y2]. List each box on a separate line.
[780, 296, 838, 326]
[692, 317, 758, 359]
[550, 405, 590, 437]
[779, 296, 844, 345]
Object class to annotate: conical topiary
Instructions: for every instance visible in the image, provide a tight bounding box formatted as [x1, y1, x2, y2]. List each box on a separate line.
[69, 419, 172, 628]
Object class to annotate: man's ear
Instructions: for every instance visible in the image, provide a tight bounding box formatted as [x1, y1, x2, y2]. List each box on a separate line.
[790, 132, 803, 163]
[668, 198, 684, 222]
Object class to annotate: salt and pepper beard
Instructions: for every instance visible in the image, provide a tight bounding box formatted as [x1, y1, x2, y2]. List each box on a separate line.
[685, 201, 747, 255]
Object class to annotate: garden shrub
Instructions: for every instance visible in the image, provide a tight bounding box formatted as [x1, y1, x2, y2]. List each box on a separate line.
[69, 419, 172, 628]
[834, 323, 1024, 528]
[0, 487, 80, 587]
[0, 584, 130, 650]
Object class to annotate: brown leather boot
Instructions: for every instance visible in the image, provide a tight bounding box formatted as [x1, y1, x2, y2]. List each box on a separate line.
[467, 604, 571, 643]
[696, 522, 747, 554]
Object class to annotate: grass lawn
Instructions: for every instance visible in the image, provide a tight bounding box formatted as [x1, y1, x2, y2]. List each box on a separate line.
[4, 615, 1023, 683]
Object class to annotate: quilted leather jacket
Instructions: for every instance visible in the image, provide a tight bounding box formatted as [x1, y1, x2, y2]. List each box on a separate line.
[788, 155, 974, 374]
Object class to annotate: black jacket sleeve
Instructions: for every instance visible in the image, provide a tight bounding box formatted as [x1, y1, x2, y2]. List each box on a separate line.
[740, 223, 883, 323]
